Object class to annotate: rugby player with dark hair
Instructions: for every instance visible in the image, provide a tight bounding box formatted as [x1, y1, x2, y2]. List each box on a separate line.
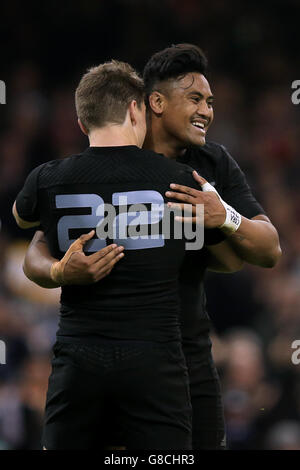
[142, 43, 281, 449]
[21, 44, 281, 449]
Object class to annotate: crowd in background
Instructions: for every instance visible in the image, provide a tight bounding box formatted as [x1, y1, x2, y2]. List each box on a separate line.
[0, 0, 300, 449]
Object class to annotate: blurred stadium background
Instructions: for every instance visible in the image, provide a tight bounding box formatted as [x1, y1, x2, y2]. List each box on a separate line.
[0, 0, 300, 450]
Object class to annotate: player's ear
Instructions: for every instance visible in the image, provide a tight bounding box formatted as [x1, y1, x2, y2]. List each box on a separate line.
[148, 91, 166, 115]
[128, 100, 138, 126]
[78, 119, 88, 135]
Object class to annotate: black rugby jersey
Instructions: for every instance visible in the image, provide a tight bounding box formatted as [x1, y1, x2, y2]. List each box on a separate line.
[176, 142, 265, 351]
[16, 145, 209, 342]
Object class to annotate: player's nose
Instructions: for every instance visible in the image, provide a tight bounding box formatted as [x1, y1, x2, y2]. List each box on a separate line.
[195, 103, 213, 123]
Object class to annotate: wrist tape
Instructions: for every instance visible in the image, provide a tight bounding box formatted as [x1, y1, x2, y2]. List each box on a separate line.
[201, 182, 242, 233]
[50, 261, 65, 285]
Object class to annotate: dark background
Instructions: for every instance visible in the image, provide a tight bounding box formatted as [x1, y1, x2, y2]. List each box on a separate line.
[0, 0, 300, 450]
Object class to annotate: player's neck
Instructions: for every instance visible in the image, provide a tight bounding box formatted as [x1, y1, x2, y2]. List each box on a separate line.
[89, 125, 139, 148]
[144, 124, 186, 160]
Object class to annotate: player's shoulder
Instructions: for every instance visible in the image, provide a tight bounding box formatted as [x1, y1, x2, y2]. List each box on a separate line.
[187, 141, 230, 164]
[185, 142, 241, 181]
[138, 148, 172, 164]
[36, 152, 85, 186]
[142, 149, 193, 179]
[142, 148, 193, 172]
[43, 152, 83, 169]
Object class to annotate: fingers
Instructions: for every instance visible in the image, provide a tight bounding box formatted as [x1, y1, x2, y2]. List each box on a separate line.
[93, 248, 125, 281]
[89, 243, 121, 262]
[166, 190, 198, 204]
[174, 216, 196, 223]
[66, 230, 96, 254]
[201, 182, 218, 194]
[95, 246, 124, 267]
[192, 170, 207, 186]
[169, 183, 200, 197]
[99, 252, 124, 277]
[191, 172, 218, 194]
[167, 202, 195, 214]
[79, 230, 96, 244]
[63, 244, 125, 284]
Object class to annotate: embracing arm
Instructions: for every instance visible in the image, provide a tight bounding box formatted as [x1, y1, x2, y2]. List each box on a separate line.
[204, 213, 281, 270]
[23, 230, 124, 288]
[13, 168, 124, 288]
[166, 171, 281, 269]
[23, 231, 60, 288]
[223, 214, 281, 268]
[12, 199, 59, 288]
[205, 240, 244, 273]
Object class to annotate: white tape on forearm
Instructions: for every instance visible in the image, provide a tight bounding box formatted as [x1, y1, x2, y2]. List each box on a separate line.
[201, 181, 242, 233]
[219, 201, 242, 233]
[50, 261, 65, 285]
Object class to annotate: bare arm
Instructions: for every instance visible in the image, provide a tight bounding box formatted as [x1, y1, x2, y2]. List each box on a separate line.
[222, 214, 281, 268]
[23, 230, 125, 288]
[166, 172, 282, 269]
[12, 201, 61, 287]
[23, 230, 242, 290]
[23, 231, 60, 288]
[206, 240, 244, 273]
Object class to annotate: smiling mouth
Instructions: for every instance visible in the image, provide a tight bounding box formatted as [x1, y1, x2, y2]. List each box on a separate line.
[191, 121, 207, 134]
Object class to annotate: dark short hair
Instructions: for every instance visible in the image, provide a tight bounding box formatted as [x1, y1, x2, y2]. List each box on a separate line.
[143, 43, 208, 97]
[75, 60, 144, 132]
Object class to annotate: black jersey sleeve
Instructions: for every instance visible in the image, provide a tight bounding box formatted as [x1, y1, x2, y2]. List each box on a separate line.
[15, 164, 43, 222]
[218, 145, 265, 219]
[204, 228, 227, 245]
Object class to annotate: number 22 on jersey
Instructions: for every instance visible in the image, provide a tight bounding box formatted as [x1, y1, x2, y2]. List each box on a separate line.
[56, 191, 165, 252]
